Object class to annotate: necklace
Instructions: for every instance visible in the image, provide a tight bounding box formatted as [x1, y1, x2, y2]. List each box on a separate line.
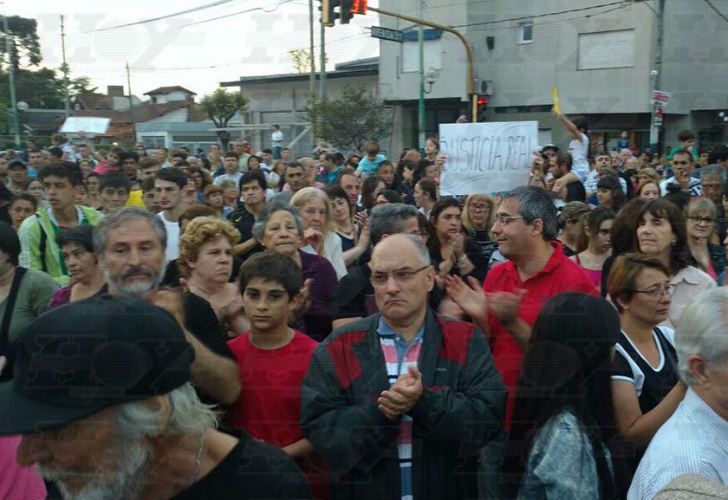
[187, 432, 206, 488]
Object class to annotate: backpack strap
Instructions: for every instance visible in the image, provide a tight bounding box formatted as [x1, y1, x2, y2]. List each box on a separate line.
[33, 212, 49, 274]
[0, 266, 27, 352]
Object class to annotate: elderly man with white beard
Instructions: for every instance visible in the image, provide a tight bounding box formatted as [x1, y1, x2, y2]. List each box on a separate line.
[92, 207, 241, 405]
[0, 296, 311, 499]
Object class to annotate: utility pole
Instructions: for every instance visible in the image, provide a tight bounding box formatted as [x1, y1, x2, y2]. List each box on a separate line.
[308, 0, 315, 99]
[319, 16, 326, 100]
[126, 62, 134, 125]
[417, 0, 425, 151]
[367, 6, 477, 122]
[649, 0, 665, 150]
[2, 14, 19, 149]
[60, 15, 71, 117]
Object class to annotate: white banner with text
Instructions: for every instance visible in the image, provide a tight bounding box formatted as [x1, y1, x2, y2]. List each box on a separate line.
[439, 121, 538, 196]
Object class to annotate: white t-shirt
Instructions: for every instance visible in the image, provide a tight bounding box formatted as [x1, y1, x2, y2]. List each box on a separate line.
[158, 212, 180, 261]
[569, 133, 590, 182]
[213, 172, 243, 187]
[271, 130, 284, 146]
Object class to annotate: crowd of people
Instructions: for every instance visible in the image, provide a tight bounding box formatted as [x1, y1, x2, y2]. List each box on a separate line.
[1, 118, 728, 499]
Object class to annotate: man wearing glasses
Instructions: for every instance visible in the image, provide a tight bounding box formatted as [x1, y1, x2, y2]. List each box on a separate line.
[302, 233, 506, 500]
[449, 186, 597, 429]
[659, 149, 702, 197]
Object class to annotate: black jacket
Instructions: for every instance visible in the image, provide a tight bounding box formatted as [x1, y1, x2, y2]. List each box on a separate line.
[301, 310, 506, 500]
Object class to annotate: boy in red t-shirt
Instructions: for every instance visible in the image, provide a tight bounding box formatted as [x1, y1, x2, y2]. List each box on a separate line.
[227, 251, 326, 497]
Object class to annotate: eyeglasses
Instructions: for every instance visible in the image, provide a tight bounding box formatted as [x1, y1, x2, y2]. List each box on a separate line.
[370, 265, 429, 286]
[493, 214, 524, 225]
[687, 216, 715, 224]
[470, 203, 490, 212]
[632, 284, 675, 299]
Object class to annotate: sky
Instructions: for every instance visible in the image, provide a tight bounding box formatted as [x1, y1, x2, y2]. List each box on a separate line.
[12, 0, 379, 99]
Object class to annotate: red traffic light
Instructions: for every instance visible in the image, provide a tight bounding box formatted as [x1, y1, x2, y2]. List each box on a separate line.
[477, 96, 489, 105]
[351, 0, 368, 14]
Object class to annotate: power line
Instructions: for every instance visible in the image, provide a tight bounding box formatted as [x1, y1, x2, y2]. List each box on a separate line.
[466, 3, 630, 32]
[450, 0, 627, 29]
[392, 0, 630, 30]
[703, 0, 728, 23]
[85, 0, 238, 33]
[183, 0, 302, 26]
[127, 32, 371, 72]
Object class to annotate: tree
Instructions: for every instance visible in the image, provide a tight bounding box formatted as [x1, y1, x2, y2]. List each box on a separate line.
[0, 68, 96, 110]
[289, 49, 328, 74]
[307, 85, 393, 152]
[0, 16, 42, 70]
[200, 89, 249, 149]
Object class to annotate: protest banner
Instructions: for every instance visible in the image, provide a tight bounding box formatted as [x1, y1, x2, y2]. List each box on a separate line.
[439, 121, 538, 196]
[60, 117, 111, 136]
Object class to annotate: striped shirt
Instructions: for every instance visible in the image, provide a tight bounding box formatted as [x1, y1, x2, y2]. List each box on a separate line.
[628, 388, 728, 499]
[377, 317, 424, 500]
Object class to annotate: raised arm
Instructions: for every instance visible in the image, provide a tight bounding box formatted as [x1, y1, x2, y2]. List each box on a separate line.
[554, 111, 584, 142]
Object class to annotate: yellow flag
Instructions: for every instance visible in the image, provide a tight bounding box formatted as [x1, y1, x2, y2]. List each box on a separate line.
[551, 85, 560, 113]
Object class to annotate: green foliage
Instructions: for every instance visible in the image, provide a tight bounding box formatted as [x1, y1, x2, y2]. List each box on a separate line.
[306, 85, 393, 152]
[200, 89, 249, 148]
[0, 68, 96, 108]
[0, 16, 42, 70]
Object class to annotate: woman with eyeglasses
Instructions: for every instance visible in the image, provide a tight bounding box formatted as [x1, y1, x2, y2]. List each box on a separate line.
[633, 198, 715, 328]
[685, 198, 725, 283]
[606, 253, 686, 496]
[462, 194, 497, 262]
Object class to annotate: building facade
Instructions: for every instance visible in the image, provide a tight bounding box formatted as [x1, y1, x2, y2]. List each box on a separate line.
[219, 58, 378, 157]
[378, 0, 728, 154]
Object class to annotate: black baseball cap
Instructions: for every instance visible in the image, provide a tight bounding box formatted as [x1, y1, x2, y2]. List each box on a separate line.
[7, 159, 27, 169]
[0, 294, 194, 435]
[541, 144, 560, 154]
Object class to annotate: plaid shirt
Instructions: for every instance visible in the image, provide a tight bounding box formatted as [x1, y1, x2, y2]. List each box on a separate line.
[377, 318, 424, 500]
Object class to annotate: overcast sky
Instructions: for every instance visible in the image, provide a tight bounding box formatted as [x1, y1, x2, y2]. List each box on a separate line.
[12, 0, 379, 99]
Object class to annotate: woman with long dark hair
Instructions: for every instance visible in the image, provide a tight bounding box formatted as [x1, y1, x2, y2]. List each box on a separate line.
[360, 176, 385, 214]
[596, 175, 626, 213]
[426, 198, 488, 282]
[634, 198, 715, 327]
[571, 207, 614, 289]
[505, 293, 618, 499]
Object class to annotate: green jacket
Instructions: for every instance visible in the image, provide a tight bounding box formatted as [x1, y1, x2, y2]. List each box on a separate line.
[18, 205, 104, 286]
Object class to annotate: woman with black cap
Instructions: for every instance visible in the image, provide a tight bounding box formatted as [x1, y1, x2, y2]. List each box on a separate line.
[0, 222, 57, 380]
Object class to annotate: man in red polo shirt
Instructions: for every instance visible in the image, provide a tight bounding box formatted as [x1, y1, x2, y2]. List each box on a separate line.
[486, 186, 596, 426]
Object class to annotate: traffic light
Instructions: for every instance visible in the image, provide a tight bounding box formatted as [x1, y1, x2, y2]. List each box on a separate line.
[477, 95, 488, 122]
[339, 0, 353, 24]
[351, 0, 368, 15]
[320, 0, 366, 26]
[319, 0, 335, 26]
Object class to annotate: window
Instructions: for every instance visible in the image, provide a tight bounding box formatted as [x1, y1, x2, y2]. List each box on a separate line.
[578, 30, 635, 70]
[402, 39, 442, 73]
[141, 136, 165, 148]
[519, 23, 533, 44]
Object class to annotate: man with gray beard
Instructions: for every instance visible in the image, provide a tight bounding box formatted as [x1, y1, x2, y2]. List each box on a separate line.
[0, 296, 311, 499]
[93, 207, 241, 405]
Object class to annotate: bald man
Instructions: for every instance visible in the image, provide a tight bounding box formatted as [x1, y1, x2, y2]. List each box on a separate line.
[301, 234, 506, 499]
